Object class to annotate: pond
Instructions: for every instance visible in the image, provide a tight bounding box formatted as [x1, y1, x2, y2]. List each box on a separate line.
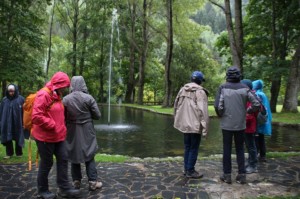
[94, 106, 300, 158]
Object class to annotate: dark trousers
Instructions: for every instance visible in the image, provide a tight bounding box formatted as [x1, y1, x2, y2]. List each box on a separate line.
[184, 133, 201, 172]
[244, 133, 258, 168]
[255, 133, 266, 158]
[5, 140, 22, 156]
[71, 158, 98, 182]
[36, 140, 72, 193]
[222, 129, 245, 174]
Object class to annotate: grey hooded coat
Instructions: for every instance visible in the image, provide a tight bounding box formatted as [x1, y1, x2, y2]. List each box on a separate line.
[63, 76, 101, 164]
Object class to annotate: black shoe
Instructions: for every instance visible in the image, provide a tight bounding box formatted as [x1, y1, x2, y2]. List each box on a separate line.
[220, 174, 232, 184]
[236, 174, 246, 184]
[246, 166, 258, 174]
[58, 188, 81, 198]
[37, 191, 56, 199]
[259, 157, 267, 162]
[186, 170, 203, 179]
[183, 170, 187, 176]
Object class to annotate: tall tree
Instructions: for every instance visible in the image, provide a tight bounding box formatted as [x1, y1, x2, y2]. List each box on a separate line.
[46, 0, 56, 80]
[282, 39, 300, 112]
[125, 0, 137, 103]
[162, 0, 173, 107]
[209, 0, 243, 72]
[137, 0, 150, 105]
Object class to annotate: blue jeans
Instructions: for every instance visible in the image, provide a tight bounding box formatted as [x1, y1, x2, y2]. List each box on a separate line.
[222, 130, 245, 174]
[184, 133, 201, 172]
[244, 133, 258, 168]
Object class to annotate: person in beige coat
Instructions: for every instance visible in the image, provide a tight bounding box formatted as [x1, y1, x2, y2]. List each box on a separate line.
[174, 71, 209, 179]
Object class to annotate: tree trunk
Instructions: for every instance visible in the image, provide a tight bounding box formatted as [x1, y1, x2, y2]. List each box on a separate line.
[224, 0, 240, 69]
[72, 0, 79, 76]
[45, 0, 56, 80]
[282, 40, 300, 112]
[234, 0, 243, 73]
[79, 25, 88, 76]
[162, 0, 173, 107]
[137, 0, 148, 105]
[125, 1, 136, 103]
[270, 0, 279, 113]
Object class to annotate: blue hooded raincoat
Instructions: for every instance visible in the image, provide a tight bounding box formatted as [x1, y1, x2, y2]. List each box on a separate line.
[0, 84, 25, 147]
[252, 80, 272, 135]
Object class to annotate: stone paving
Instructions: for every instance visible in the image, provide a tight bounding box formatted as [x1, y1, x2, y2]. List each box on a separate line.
[0, 156, 300, 199]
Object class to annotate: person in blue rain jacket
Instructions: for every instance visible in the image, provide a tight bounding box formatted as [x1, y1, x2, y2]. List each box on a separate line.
[252, 80, 272, 162]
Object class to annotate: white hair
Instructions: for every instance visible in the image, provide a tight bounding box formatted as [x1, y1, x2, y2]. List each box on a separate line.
[8, 85, 15, 91]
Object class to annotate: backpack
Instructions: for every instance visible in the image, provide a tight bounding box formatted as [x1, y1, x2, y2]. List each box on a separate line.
[257, 103, 268, 125]
[23, 87, 51, 131]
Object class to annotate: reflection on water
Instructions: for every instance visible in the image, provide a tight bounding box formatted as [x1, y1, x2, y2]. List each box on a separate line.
[95, 106, 300, 158]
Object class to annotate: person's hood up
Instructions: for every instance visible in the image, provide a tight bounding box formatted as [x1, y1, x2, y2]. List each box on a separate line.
[241, 79, 253, 90]
[46, 72, 70, 91]
[70, 76, 88, 93]
[183, 82, 209, 96]
[5, 84, 19, 99]
[252, 80, 264, 91]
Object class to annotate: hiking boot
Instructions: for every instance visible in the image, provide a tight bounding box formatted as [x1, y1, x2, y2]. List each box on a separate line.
[220, 174, 232, 184]
[186, 170, 203, 179]
[89, 181, 103, 191]
[246, 166, 258, 174]
[58, 188, 81, 198]
[183, 170, 187, 176]
[37, 191, 56, 199]
[236, 174, 246, 184]
[73, 180, 81, 189]
[258, 157, 267, 162]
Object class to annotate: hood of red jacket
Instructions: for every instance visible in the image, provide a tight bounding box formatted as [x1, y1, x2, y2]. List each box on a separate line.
[46, 72, 70, 91]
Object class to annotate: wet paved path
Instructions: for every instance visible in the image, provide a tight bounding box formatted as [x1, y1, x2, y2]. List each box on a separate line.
[0, 156, 299, 199]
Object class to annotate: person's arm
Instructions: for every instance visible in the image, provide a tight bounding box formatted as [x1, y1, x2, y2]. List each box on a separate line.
[173, 88, 182, 117]
[32, 91, 56, 130]
[89, 96, 101, 120]
[247, 90, 260, 113]
[196, 89, 209, 136]
[0, 99, 4, 131]
[214, 86, 224, 117]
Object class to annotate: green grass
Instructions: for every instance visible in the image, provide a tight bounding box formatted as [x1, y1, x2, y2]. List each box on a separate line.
[0, 140, 129, 165]
[123, 104, 300, 124]
[94, 154, 129, 163]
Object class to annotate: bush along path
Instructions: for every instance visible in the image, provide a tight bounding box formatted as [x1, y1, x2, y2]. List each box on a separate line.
[0, 156, 299, 199]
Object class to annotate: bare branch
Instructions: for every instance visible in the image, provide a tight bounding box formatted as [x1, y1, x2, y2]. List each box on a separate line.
[209, 0, 225, 12]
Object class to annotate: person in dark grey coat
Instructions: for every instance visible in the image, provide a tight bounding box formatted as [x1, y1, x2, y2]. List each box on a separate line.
[63, 76, 102, 191]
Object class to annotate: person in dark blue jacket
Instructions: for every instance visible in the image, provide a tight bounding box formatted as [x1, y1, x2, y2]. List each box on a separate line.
[215, 67, 260, 184]
[0, 84, 25, 158]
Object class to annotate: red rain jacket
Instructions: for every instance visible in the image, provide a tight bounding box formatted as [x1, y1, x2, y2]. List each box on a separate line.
[245, 100, 259, 134]
[32, 72, 70, 142]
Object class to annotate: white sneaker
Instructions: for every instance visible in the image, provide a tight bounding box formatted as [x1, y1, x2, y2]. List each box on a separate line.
[88, 181, 103, 191]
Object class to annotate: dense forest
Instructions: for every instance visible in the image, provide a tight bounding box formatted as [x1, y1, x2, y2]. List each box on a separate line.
[0, 0, 299, 112]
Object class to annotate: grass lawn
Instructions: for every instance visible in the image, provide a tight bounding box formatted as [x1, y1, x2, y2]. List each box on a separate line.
[123, 104, 300, 124]
[0, 140, 129, 165]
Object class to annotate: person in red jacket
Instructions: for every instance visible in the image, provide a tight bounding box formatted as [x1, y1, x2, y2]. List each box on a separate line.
[32, 72, 81, 199]
[241, 79, 258, 174]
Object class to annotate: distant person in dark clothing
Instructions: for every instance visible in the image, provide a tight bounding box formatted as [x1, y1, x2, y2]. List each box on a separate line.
[215, 67, 260, 184]
[0, 84, 25, 158]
